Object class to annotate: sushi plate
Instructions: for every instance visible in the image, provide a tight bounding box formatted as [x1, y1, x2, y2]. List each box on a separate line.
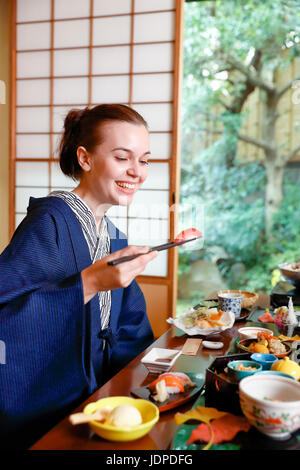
[131, 373, 204, 413]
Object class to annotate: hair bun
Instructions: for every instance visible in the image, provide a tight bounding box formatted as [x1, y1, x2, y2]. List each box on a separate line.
[64, 107, 89, 133]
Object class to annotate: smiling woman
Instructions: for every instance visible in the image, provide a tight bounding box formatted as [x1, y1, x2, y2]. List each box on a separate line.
[0, 104, 157, 449]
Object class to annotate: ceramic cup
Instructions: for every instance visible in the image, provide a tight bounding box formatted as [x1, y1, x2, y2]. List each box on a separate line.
[218, 292, 243, 318]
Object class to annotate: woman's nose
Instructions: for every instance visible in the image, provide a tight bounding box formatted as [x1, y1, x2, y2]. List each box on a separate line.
[126, 161, 140, 178]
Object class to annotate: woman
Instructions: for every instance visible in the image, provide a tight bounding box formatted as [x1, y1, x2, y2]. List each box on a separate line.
[0, 104, 157, 447]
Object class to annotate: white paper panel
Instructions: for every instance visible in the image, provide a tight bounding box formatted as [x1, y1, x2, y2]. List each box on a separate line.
[132, 73, 173, 102]
[106, 217, 128, 237]
[51, 161, 76, 188]
[15, 187, 49, 213]
[106, 205, 128, 218]
[133, 43, 174, 73]
[15, 213, 26, 228]
[128, 217, 169, 246]
[134, 0, 175, 12]
[149, 132, 172, 159]
[17, 107, 50, 133]
[142, 162, 169, 190]
[53, 77, 89, 104]
[133, 104, 172, 132]
[16, 161, 49, 187]
[129, 190, 169, 219]
[17, 79, 50, 106]
[17, 23, 51, 51]
[17, 134, 50, 158]
[140, 250, 168, 276]
[93, 46, 130, 75]
[93, 16, 131, 45]
[134, 12, 175, 43]
[54, 49, 89, 76]
[17, 51, 51, 78]
[52, 106, 76, 133]
[54, 0, 90, 19]
[93, 0, 131, 16]
[17, 0, 51, 22]
[54, 19, 90, 48]
[92, 75, 129, 104]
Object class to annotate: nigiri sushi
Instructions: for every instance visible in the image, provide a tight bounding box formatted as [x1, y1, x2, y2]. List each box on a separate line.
[149, 372, 196, 394]
[149, 374, 185, 394]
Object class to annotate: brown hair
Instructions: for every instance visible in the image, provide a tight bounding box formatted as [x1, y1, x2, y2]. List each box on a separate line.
[59, 103, 148, 179]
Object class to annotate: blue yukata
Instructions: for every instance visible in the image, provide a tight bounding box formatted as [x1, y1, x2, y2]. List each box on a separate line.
[0, 196, 154, 448]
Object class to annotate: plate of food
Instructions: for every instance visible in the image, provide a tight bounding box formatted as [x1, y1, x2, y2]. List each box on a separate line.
[237, 332, 291, 358]
[167, 307, 235, 336]
[131, 372, 204, 412]
[279, 261, 300, 285]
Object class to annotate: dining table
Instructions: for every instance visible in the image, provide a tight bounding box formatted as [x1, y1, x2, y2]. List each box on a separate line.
[29, 294, 299, 452]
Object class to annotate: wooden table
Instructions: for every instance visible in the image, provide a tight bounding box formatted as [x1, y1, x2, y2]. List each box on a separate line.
[30, 297, 273, 451]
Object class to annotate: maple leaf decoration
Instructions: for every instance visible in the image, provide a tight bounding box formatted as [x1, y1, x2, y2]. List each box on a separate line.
[175, 406, 250, 450]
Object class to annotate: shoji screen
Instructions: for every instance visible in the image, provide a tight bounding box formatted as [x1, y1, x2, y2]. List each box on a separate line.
[11, 0, 184, 337]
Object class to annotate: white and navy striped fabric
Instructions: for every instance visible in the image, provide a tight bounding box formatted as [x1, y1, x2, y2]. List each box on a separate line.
[49, 190, 111, 329]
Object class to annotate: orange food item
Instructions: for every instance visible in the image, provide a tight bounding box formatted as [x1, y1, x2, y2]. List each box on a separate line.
[148, 374, 184, 393]
[253, 343, 269, 354]
[209, 310, 223, 321]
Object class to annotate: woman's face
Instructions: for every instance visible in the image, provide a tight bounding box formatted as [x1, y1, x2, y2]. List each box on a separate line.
[78, 121, 150, 207]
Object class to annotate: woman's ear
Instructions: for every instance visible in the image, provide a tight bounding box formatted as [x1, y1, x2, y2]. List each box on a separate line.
[77, 146, 92, 172]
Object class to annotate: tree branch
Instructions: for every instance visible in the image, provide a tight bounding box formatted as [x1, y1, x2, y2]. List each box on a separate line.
[276, 74, 300, 100]
[225, 54, 276, 94]
[198, 126, 273, 152]
[283, 144, 300, 163]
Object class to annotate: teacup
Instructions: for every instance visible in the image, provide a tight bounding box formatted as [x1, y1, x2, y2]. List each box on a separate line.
[218, 292, 242, 318]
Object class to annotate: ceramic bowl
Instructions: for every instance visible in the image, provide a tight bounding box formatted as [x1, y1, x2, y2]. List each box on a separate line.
[141, 348, 181, 373]
[250, 353, 278, 370]
[239, 375, 300, 440]
[227, 360, 262, 382]
[217, 290, 258, 309]
[238, 339, 291, 358]
[217, 292, 243, 318]
[238, 327, 274, 341]
[256, 370, 296, 380]
[278, 262, 300, 286]
[83, 396, 159, 442]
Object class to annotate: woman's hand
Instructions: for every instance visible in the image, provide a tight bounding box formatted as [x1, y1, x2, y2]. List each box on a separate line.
[81, 245, 158, 304]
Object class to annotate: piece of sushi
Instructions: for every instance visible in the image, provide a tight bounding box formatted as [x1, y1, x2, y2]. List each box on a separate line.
[148, 374, 185, 394]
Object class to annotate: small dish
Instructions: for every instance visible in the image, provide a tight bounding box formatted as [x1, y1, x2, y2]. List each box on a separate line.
[250, 353, 278, 370]
[83, 396, 159, 442]
[238, 327, 274, 341]
[227, 360, 262, 382]
[131, 372, 204, 413]
[141, 348, 181, 373]
[237, 339, 291, 358]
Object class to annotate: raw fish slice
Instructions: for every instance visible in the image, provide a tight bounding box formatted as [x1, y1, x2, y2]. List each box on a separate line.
[170, 372, 196, 387]
[174, 228, 202, 243]
[258, 312, 274, 323]
[148, 374, 184, 393]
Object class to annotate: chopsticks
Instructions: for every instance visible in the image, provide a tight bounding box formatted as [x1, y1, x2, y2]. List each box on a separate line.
[107, 237, 197, 266]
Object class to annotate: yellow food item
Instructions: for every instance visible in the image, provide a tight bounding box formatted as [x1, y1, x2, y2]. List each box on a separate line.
[253, 343, 269, 354]
[107, 404, 142, 428]
[271, 357, 300, 379]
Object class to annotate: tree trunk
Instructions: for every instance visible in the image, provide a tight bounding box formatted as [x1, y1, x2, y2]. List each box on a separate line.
[264, 159, 284, 237]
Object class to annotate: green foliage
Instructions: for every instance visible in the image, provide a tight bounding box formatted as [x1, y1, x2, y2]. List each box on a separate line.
[179, 0, 300, 299]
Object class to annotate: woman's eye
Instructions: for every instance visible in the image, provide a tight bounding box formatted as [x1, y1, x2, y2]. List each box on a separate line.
[115, 157, 127, 161]
[140, 160, 149, 166]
